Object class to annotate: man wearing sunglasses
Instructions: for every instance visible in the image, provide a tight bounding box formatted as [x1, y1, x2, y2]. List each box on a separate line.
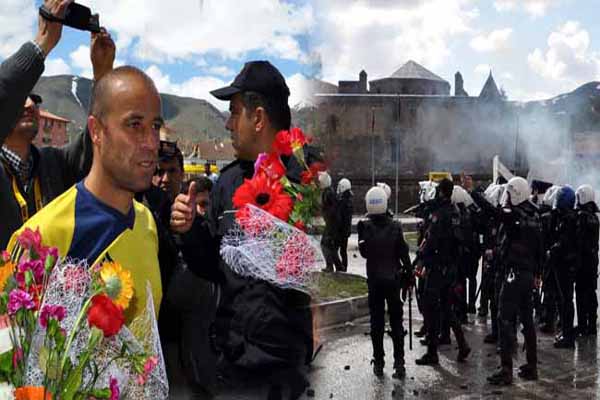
[0, 0, 115, 249]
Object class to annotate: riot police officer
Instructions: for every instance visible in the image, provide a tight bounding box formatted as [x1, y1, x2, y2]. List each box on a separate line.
[551, 186, 579, 349]
[487, 177, 541, 385]
[539, 186, 561, 334]
[416, 179, 471, 365]
[575, 185, 599, 336]
[358, 186, 412, 379]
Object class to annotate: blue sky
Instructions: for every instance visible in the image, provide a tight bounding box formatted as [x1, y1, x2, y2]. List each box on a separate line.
[1, 0, 599, 109]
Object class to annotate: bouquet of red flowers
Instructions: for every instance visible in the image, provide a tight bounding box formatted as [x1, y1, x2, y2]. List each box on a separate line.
[0, 229, 168, 399]
[221, 127, 325, 289]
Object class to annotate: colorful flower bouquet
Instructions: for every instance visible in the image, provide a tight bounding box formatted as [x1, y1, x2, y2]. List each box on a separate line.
[0, 229, 168, 399]
[220, 128, 325, 290]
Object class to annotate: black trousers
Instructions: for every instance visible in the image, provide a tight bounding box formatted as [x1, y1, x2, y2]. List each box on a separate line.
[557, 269, 576, 339]
[422, 267, 467, 355]
[541, 268, 559, 327]
[368, 279, 405, 366]
[576, 258, 598, 332]
[498, 271, 537, 371]
[336, 236, 349, 271]
[321, 236, 343, 272]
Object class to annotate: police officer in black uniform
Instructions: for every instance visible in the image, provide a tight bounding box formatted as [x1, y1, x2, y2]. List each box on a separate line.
[358, 186, 412, 379]
[575, 184, 600, 336]
[487, 177, 541, 385]
[539, 187, 560, 334]
[171, 61, 317, 399]
[415, 178, 471, 365]
[550, 186, 579, 349]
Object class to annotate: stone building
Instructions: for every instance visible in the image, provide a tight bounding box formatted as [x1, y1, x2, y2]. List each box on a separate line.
[313, 61, 521, 211]
[34, 109, 71, 147]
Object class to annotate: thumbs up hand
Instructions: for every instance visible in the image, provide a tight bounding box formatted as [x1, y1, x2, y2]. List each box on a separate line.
[170, 181, 198, 234]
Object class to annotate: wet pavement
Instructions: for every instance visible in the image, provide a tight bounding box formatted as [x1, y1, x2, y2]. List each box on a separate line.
[182, 235, 600, 399]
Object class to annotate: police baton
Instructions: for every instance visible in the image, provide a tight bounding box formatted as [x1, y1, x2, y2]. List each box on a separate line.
[408, 285, 413, 350]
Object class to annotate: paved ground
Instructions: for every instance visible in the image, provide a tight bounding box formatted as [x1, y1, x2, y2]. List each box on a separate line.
[176, 235, 600, 399]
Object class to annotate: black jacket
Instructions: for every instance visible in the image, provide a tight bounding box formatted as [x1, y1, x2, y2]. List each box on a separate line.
[358, 214, 411, 281]
[0, 42, 93, 248]
[337, 190, 353, 238]
[577, 203, 599, 268]
[180, 156, 314, 369]
[321, 186, 339, 241]
[497, 202, 543, 274]
[419, 199, 460, 268]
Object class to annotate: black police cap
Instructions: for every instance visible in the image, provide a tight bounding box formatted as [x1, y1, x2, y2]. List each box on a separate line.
[210, 61, 290, 101]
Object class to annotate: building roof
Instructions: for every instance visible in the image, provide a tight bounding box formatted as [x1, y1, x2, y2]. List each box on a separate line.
[390, 60, 447, 82]
[39, 109, 71, 123]
[193, 140, 235, 161]
[479, 71, 501, 100]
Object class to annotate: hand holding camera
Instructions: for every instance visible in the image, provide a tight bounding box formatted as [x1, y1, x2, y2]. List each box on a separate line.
[35, 0, 74, 56]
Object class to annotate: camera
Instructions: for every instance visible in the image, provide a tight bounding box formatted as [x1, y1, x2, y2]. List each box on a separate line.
[39, 2, 100, 33]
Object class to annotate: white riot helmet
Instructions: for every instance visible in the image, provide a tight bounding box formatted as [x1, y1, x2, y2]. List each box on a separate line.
[542, 185, 561, 207]
[485, 184, 505, 207]
[365, 186, 388, 215]
[377, 182, 392, 199]
[451, 185, 474, 207]
[502, 177, 530, 206]
[318, 171, 332, 189]
[576, 184, 595, 207]
[337, 178, 351, 194]
[418, 181, 438, 203]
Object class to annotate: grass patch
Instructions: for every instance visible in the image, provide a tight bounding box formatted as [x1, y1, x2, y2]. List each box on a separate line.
[312, 271, 368, 302]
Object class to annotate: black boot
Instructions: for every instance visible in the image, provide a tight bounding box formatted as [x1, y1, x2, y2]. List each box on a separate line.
[438, 335, 451, 345]
[478, 307, 488, 318]
[415, 352, 439, 366]
[414, 326, 427, 338]
[483, 333, 497, 344]
[487, 368, 513, 385]
[457, 345, 471, 363]
[554, 335, 575, 349]
[518, 364, 538, 381]
[371, 359, 384, 377]
[392, 361, 406, 379]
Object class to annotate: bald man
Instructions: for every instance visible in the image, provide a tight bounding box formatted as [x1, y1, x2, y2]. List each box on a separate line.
[9, 66, 164, 324]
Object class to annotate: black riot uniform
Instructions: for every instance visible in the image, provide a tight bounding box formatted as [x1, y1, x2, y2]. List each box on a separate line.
[539, 204, 560, 333]
[415, 181, 471, 366]
[456, 202, 482, 319]
[551, 207, 579, 348]
[575, 202, 600, 336]
[336, 189, 353, 271]
[358, 213, 412, 377]
[321, 186, 343, 272]
[488, 201, 542, 385]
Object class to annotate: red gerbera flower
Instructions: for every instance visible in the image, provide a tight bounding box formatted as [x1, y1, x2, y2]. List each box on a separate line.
[273, 127, 308, 156]
[300, 161, 327, 185]
[233, 174, 294, 222]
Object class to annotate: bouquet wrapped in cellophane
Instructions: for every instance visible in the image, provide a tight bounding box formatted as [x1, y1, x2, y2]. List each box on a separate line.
[220, 128, 325, 290]
[0, 228, 168, 399]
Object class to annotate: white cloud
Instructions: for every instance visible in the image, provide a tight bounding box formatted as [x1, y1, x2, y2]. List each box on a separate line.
[312, 0, 478, 84]
[78, 0, 313, 64]
[494, 0, 561, 17]
[0, 0, 36, 58]
[286, 73, 313, 108]
[145, 65, 229, 110]
[470, 28, 512, 52]
[527, 21, 600, 86]
[474, 64, 491, 75]
[69, 45, 93, 79]
[43, 58, 72, 76]
[206, 66, 235, 78]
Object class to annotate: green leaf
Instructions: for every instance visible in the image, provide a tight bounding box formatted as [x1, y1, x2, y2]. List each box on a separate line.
[38, 346, 60, 380]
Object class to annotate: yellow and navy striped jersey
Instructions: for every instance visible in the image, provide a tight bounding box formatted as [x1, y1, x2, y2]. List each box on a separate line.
[7, 182, 163, 323]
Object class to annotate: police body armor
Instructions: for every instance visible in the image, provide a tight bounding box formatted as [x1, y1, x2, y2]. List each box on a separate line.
[577, 203, 600, 268]
[497, 202, 542, 276]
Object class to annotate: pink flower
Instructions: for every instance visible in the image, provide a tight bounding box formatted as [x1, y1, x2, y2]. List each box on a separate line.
[109, 377, 120, 400]
[254, 153, 269, 178]
[40, 304, 66, 328]
[12, 347, 23, 368]
[1, 251, 9, 263]
[136, 356, 159, 386]
[16, 260, 45, 286]
[17, 228, 42, 254]
[8, 289, 35, 315]
[39, 246, 59, 270]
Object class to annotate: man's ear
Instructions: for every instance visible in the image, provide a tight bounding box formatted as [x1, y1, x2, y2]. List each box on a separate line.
[88, 115, 102, 145]
[253, 106, 267, 133]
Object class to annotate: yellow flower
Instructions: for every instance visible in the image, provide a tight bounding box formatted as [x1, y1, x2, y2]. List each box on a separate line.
[100, 262, 134, 310]
[0, 262, 15, 292]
